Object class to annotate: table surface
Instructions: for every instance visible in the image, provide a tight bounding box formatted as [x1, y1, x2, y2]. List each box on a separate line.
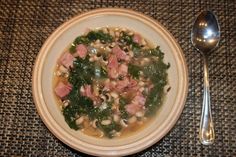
[0, 0, 235, 156]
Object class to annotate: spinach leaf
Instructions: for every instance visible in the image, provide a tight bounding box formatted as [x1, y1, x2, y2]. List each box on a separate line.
[143, 59, 170, 116]
[63, 88, 94, 130]
[98, 121, 122, 138]
[119, 97, 129, 119]
[68, 56, 95, 87]
[128, 64, 142, 79]
[86, 30, 113, 43]
[143, 46, 165, 58]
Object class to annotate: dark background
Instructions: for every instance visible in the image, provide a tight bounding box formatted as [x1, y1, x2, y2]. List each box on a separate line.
[0, 0, 235, 156]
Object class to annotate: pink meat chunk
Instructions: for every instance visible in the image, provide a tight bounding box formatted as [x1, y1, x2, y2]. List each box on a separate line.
[116, 77, 130, 91]
[125, 103, 142, 115]
[125, 92, 146, 115]
[81, 85, 92, 98]
[108, 55, 118, 69]
[112, 45, 127, 60]
[54, 82, 72, 98]
[132, 33, 142, 44]
[75, 44, 87, 58]
[108, 68, 118, 79]
[132, 92, 146, 106]
[60, 52, 75, 68]
[108, 55, 119, 79]
[118, 64, 128, 76]
[81, 85, 101, 106]
[128, 78, 138, 87]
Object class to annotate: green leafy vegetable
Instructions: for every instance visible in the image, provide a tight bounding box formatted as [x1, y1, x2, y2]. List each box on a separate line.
[128, 64, 142, 79]
[143, 46, 165, 58]
[119, 97, 129, 119]
[98, 121, 122, 138]
[69, 36, 90, 53]
[86, 30, 113, 43]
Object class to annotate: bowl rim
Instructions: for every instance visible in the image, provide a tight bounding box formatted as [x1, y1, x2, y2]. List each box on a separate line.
[32, 8, 188, 156]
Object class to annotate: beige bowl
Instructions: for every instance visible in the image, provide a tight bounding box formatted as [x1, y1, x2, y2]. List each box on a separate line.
[32, 8, 188, 156]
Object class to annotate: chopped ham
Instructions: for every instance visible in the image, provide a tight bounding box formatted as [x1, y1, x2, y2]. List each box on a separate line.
[108, 55, 119, 79]
[103, 79, 116, 91]
[81, 85, 93, 98]
[118, 64, 128, 76]
[125, 103, 142, 115]
[128, 78, 138, 87]
[132, 92, 146, 106]
[81, 85, 101, 106]
[108, 68, 118, 79]
[60, 52, 75, 68]
[125, 92, 146, 115]
[132, 33, 142, 44]
[112, 45, 127, 60]
[75, 44, 87, 58]
[108, 55, 118, 69]
[54, 82, 72, 98]
[126, 78, 139, 93]
[116, 77, 130, 91]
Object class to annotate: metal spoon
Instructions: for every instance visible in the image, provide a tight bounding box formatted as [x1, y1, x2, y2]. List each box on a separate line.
[191, 11, 220, 145]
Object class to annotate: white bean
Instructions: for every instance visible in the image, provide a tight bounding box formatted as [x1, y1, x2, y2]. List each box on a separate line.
[109, 30, 115, 37]
[59, 65, 68, 74]
[102, 27, 108, 34]
[113, 114, 120, 122]
[80, 86, 85, 93]
[92, 119, 98, 128]
[110, 92, 119, 99]
[115, 31, 120, 37]
[105, 46, 112, 52]
[101, 119, 111, 125]
[99, 102, 108, 110]
[55, 71, 62, 76]
[99, 130, 104, 138]
[111, 42, 116, 47]
[128, 116, 137, 124]
[128, 31, 134, 36]
[89, 57, 94, 62]
[62, 100, 70, 108]
[128, 51, 134, 57]
[143, 57, 150, 62]
[114, 98, 119, 105]
[110, 81, 117, 86]
[141, 39, 147, 45]
[114, 132, 121, 137]
[139, 87, 145, 92]
[76, 116, 84, 125]
[135, 111, 144, 117]
[95, 39, 100, 44]
[120, 119, 128, 128]
[121, 28, 127, 32]
[138, 81, 145, 87]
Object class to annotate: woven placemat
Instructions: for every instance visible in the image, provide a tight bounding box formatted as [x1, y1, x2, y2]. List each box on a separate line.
[0, 0, 235, 156]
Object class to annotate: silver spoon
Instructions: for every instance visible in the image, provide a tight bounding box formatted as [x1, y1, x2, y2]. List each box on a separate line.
[191, 11, 220, 145]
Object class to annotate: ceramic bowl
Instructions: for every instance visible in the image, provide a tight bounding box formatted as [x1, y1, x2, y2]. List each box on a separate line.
[32, 8, 188, 156]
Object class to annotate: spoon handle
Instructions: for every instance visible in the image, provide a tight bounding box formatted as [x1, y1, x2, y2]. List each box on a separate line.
[199, 56, 215, 145]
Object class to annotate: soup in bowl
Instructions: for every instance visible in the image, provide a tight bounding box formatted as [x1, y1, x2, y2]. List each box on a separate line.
[32, 8, 188, 156]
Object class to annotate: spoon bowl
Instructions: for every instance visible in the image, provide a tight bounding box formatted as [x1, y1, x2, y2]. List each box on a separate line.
[191, 11, 220, 145]
[191, 11, 220, 54]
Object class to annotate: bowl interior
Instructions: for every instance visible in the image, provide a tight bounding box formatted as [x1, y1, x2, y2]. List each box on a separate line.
[34, 9, 188, 156]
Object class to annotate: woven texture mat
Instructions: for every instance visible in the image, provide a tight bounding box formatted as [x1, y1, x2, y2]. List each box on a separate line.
[0, 0, 235, 156]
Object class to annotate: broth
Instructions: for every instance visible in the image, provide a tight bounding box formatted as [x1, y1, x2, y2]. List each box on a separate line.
[53, 27, 170, 138]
